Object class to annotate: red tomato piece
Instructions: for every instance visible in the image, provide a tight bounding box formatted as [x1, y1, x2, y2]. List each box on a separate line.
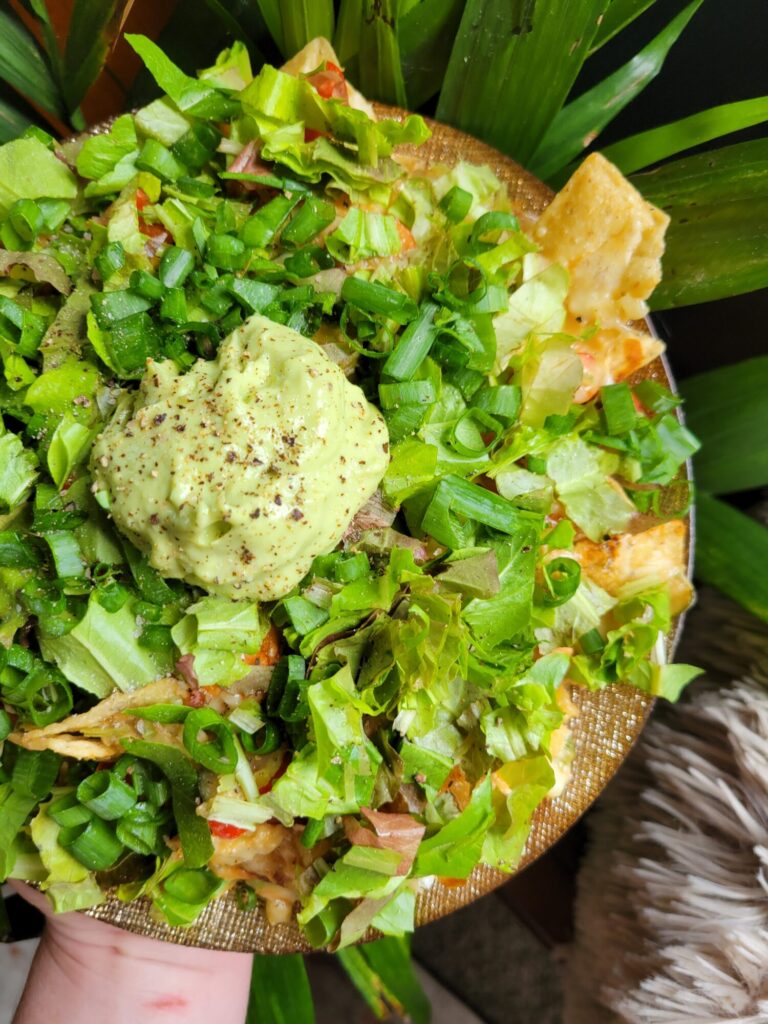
[209, 821, 249, 839]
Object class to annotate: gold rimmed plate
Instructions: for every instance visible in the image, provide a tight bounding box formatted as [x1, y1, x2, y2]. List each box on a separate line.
[76, 108, 689, 952]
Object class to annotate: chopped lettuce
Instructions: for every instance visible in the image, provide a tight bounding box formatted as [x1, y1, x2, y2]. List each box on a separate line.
[494, 259, 568, 371]
[546, 436, 635, 541]
[0, 429, 37, 512]
[41, 594, 171, 696]
[483, 756, 555, 870]
[412, 775, 494, 879]
[171, 596, 268, 687]
[0, 138, 77, 218]
[326, 209, 402, 263]
[29, 801, 104, 911]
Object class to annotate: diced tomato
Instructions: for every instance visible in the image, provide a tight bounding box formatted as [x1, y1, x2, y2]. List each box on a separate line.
[258, 754, 289, 795]
[243, 625, 281, 668]
[135, 188, 150, 211]
[138, 219, 170, 241]
[395, 220, 416, 252]
[209, 821, 249, 839]
[304, 127, 326, 143]
[306, 62, 347, 101]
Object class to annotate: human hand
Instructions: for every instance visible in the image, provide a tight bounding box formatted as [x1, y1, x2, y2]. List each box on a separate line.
[10, 882, 253, 1024]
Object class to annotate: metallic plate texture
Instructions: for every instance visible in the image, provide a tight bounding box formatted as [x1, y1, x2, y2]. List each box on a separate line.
[78, 107, 687, 951]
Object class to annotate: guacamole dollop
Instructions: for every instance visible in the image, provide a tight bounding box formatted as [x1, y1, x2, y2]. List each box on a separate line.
[91, 316, 389, 601]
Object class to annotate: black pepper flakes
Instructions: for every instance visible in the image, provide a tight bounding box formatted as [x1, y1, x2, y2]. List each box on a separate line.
[153, 414, 167, 426]
[290, 508, 303, 520]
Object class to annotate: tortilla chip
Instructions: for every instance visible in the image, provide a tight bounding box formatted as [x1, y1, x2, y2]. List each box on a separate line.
[534, 153, 669, 326]
[280, 37, 376, 118]
[10, 676, 188, 760]
[574, 520, 692, 615]
[573, 327, 664, 399]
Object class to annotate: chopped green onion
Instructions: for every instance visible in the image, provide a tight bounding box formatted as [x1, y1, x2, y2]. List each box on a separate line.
[136, 139, 185, 182]
[91, 290, 153, 329]
[160, 287, 187, 323]
[266, 655, 309, 724]
[48, 792, 93, 828]
[468, 211, 519, 250]
[439, 186, 473, 223]
[341, 277, 418, 325]
[0, 531, 41, 568]
[105, 312, 162, 377]
[378, 380, 436, 409]
[122, 540, 177, 605]
[579, 628, 605, 654]
[283, 246, 334, 277]
[117, 803, 168, 855]
[246, 720, 282, 756]
[183, 708, 238, 774]
[422, 474, 543, 548]
[384, 402, 431, 444]
[447, 408, 501, 456]
[77, 770, 138, 820]
[206, 233, 246, 270]
[171, 122, 221, 171]
[227, 277, 279, 313]
[121, 739, 214, 869]
[19, 665, 72, 727]
[58, 816, 124, 871]
[95, 242, 126, 282]
[381, 302, 438, 380]
[281, 197, 335, 246]
[0, 709, 11, 741]
[9, 199, 44, 242]
[44, 531, 86, 578]
[240, 195, 301, 248]
[276, 596, 329, 635]
[129, 270, 165, 301]
[601, 383, 638, 435]
[334, 552, 371, 582]
[159, 246, 195, 288]
[471, 384, 521, 422]
[127, 703, 190, 724]
[537, 557, 581, 607]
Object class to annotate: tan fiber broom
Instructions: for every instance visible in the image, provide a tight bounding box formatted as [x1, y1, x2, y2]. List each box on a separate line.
[563, 590, 768, 1024]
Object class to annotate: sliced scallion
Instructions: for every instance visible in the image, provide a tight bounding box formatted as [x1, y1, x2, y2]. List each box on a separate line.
[341, 277, 418, 325]
[381, 302, 438, 380]
[77, 770, 138, 820]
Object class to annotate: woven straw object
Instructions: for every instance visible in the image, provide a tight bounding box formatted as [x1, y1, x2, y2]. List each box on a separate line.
[80, 108, 687, 951]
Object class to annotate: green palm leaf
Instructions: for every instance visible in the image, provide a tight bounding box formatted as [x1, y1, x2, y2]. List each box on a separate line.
[600, 95, 768, 174]
[337, 937, 431, 1024]
[358, 0, 407, 106]
[63, 0, 124, 120]
[0, 7, 64, 120]
[436, 0, 609, 165]
[246, 954, 315, 1024]
[0, 97, 32, 142]
[279, 0, 335, 59]
[680, 357, 768, 494]
[589, 0, 658, 52]
[633, 139, 768, 308]
[398, 0, 465, 108]
[695, 494, 768, 623]
[530, 0, 703, 181]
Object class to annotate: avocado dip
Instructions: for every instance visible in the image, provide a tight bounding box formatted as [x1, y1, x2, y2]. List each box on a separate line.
[90, 315, 390, 601]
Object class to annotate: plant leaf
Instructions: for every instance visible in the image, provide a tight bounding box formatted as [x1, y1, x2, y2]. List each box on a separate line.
[357, 0, 407, 107]
[340, 937, 431, 1022]
[24, 0, 64, 87]
[0, 7, 64, 119]
[62, 0, 124, 114]
[679, 357, 768, 494]
[436, 0, 610, 166]
[398, 0, 466, 109]
[254, 0, 286, 57]
[202, 0, 261, 55]
[695, 494, 768, 623]
[0, 94, 33, 142]
[246, 954, 316, 1024]
[599, 95, 768, 175]
[356, 936, 431, 1024]
[589, 0, 658, 52]
[280, 0, 335, 59]
[633, 139, 768, 308]
[334, 0, 363, 81]
[530, 0, 703, 180]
